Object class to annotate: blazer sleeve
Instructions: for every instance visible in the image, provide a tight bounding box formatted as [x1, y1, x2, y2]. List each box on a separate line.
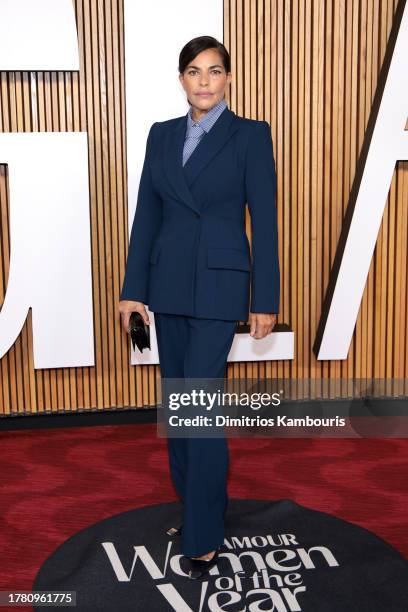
[120, 122, 163, 303]
[245, 120, 280, 314]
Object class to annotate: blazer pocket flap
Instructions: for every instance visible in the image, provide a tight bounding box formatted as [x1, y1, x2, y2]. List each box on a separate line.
[207, 247, 251, 271]
[149, 241, 161, 264]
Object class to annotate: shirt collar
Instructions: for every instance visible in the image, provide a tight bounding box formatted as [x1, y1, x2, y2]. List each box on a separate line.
[186, 98, 227, 134]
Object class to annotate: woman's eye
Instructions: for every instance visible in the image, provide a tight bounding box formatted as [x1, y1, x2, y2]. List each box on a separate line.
[187, 70, 222, 76]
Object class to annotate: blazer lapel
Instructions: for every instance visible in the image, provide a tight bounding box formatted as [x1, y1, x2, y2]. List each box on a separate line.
[163, 107, 239, 216]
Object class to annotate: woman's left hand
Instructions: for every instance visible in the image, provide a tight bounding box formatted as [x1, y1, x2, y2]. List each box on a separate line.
[249, 312, 277, 339]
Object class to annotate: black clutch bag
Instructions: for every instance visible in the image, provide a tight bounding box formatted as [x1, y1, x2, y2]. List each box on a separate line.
[129, 311, 151, 353]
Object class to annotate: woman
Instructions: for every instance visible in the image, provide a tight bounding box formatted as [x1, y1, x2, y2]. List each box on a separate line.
[118, 36, 280, 579]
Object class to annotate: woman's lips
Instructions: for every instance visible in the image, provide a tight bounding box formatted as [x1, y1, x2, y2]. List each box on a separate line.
[197, 93, 213, 96]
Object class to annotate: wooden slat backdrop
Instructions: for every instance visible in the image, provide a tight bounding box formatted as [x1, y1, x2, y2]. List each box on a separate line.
[0, 0, 407, 415]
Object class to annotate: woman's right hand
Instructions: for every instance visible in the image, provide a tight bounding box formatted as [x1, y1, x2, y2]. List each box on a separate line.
[118, 300, 150, 333]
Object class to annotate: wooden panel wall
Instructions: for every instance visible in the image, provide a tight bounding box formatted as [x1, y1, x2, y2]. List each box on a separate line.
[0, 0, 406, 415]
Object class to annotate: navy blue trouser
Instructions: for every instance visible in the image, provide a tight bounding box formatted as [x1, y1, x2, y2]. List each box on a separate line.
[154, 312, 237, 557]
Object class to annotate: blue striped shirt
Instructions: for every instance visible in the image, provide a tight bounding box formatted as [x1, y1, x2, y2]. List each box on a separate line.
[182, 98, 227, 166]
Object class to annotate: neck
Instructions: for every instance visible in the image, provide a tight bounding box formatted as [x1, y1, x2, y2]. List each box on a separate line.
[191, 107, 208, 122]
[190, 98, 223, 122]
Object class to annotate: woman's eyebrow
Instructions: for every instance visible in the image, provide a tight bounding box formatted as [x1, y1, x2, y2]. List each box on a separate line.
[187, 64, 223, 70]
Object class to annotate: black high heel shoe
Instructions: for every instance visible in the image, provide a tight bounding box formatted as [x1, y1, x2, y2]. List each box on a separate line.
[184, 547, 221, 580]
[166, 525, 182, 536]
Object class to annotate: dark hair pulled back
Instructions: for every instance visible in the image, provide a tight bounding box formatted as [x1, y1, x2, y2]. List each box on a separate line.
[178, 36, 231, 74]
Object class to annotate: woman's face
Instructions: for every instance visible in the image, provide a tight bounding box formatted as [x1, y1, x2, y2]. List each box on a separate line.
[179, 47, 231, 111]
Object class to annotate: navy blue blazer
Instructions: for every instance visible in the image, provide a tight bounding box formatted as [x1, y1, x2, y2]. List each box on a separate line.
[120, 106, 280, 321]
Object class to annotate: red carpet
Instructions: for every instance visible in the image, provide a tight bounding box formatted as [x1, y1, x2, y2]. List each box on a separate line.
[0, 423, 407, 607]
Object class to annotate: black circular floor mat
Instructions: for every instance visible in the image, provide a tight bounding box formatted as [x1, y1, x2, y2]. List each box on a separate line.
[32, 499, 408, 611]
